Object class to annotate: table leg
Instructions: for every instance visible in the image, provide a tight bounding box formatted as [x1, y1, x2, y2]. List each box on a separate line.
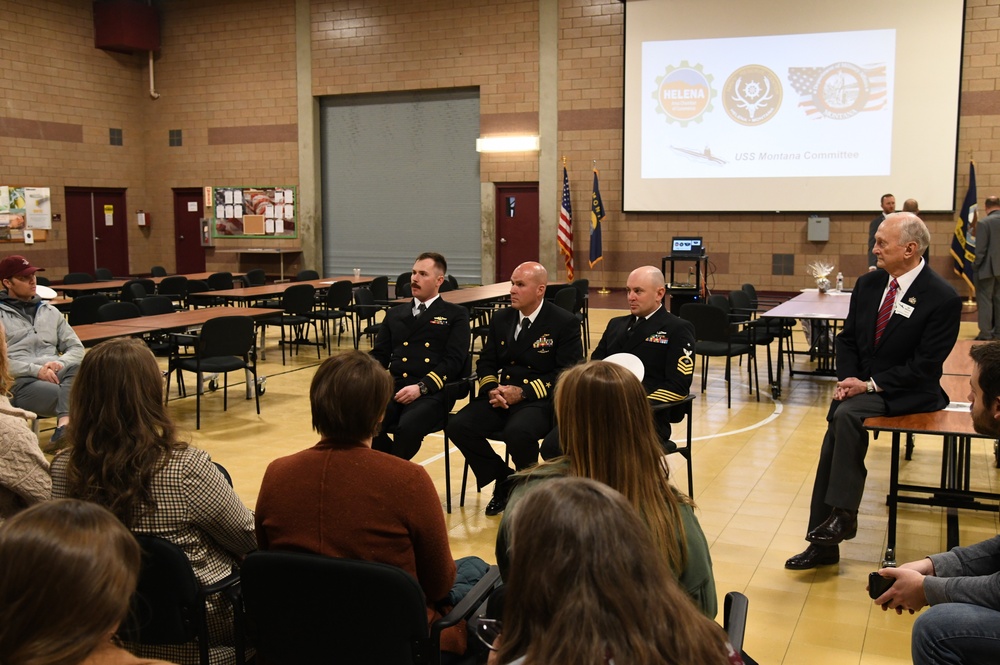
[887, 431, 900, 557]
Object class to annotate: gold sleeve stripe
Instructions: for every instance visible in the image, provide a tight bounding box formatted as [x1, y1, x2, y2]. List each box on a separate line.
[427, 372, 444, 390]
[479, 375, 498, 389]
[648, 390, 685, 403]
[531, 379, 547, 399]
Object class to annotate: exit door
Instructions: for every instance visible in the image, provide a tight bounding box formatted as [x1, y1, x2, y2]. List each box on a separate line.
[495, 183, 539, 282]
[65, 188, 130, 276]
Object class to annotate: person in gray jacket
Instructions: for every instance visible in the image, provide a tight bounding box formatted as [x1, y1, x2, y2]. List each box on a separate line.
[974, 196, 1000, 340]
[872, 341, 1000, 665]
[0, 255, 83, 449]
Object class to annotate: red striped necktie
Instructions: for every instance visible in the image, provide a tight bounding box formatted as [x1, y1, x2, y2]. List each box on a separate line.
[874, 278, 899, 346]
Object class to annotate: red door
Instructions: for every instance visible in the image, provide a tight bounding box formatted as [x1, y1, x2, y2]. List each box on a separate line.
[173, 188, 206, 274]
[65, 188, 130, 276]
[495, 183, 540, 282]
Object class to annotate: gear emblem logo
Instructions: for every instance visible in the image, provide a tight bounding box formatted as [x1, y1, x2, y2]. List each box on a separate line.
[652, 61, 715, 126]
[723, 64, 782, 126]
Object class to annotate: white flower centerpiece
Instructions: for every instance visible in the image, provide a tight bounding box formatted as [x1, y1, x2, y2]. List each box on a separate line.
[808, 261, 835, 293]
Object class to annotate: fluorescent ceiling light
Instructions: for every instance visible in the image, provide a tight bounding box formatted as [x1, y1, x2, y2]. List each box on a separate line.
[476, 135, 540, 153]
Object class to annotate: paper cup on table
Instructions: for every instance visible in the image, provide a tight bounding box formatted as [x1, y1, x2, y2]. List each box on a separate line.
[353, 268, 361, 279]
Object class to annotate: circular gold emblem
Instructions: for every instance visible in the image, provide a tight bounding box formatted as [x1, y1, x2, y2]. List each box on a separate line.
[723, 64, 782, 126]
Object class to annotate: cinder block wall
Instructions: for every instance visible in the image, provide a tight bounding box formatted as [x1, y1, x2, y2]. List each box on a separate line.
[2, 0, 996, 293]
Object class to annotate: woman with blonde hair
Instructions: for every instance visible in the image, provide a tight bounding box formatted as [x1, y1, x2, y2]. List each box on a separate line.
[490, 477, 740, 665]
[0, 499, 173, 665]
[495, 360, 717, 617]
[0, 320, 50, 522]
[51, 338, 255, 664]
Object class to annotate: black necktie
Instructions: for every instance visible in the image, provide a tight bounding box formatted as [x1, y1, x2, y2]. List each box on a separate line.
[416, 302, 426, 317]
[517, 317, 531, 340]
[626, 315, 638, 336]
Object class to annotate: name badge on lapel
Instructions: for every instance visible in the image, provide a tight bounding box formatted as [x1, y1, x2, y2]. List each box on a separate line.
[894, 302, 914, 319]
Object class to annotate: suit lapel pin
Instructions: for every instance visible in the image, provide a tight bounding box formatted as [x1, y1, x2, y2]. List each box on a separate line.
[908, 297, 916, 305]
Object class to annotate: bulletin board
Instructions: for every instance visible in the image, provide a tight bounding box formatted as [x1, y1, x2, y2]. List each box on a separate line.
[209, 186, 297, 239]
[0, 185, 52, 242]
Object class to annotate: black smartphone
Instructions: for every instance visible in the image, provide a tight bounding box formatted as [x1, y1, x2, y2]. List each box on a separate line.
[868, 571, 895, 599]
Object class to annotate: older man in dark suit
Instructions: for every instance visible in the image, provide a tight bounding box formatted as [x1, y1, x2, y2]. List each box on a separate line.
[786, 212, 962, 569]
[446, 261, 583, 515]
[539, 265, 694, 459]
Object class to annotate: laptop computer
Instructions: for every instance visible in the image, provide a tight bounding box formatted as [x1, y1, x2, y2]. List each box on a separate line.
[670, 236, 704, 258]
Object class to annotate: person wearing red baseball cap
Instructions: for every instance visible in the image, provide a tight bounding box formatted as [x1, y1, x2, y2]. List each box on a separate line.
[0, 255, 82, 451]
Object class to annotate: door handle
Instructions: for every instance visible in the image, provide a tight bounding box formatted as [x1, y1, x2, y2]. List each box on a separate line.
[500, 238, 507, 244]
[179, 235, 185, 240]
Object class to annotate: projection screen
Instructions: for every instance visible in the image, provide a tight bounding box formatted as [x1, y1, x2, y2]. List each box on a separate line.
[623, 0, 965, 212]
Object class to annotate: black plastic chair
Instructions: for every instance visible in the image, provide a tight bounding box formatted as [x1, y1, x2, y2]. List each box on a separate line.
[166, 315, 261, 429]
[553, 286, 576, 313]
[571, 278, 590, 352]
[261, 284, 321, 365]
[207, 272, 234, 291]
[294, 269, 319, 282]
[157, 275, 189, 310]
[349, 287, 384, 349]
[189, 273, 232, 308]
[63, 272, 94, 285]
[394, 271, 412, 299]
[119, 535, 245, 665]
[138, 295, 177, 316]
[68, 293, 111, 326]
[151, 265, 168, 277]
[241, 551, 500, 665]
[35, 275, 51, 287]
[119, 280, 149, 303]
[98, 301, 141, 322]
[724, 591, 750, 657]
[242, 268, 266, 287]
[95, 267, 114, 281]
[730, 289, 776, 396]
[370, 275, 391, 305]
[309, 280, 354, 352]
[187, 280, 220, 309]
[652, 394, 695, 497]
[679, 302, 755, 408]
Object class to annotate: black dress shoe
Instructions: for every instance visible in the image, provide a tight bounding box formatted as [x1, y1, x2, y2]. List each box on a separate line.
[975, 334, 994, 341]
[806, 507, 858, 545]
[785, 544, 839, 570]
[484, 477, 513, 516]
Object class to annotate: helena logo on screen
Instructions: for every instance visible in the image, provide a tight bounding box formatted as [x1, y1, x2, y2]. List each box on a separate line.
[651, 62, 716, 126]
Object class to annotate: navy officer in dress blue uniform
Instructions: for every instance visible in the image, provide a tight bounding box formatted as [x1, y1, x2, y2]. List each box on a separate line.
[446, 261, 583, 515]
[539, 265, 695, 459]
[371, 252, 470, 460]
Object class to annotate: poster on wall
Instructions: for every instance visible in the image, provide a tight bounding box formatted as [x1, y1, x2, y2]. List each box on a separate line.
[24, 187, 52, 229]
[211, 186, 297, 239]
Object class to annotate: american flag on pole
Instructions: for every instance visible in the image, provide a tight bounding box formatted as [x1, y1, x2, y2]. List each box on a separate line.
[557, 166, 574, 281]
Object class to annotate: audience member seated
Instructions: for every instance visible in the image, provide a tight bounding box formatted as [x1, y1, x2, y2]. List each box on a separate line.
[50, 338, 256, 665]
[255, 351, 488, 657]
[495, 360, 717, 618]
[872, 341, 1000, 665]
[0, 254, 83, 450]
[0, 321, 50, 522]
[0, 499, 174, 665]
[486, 477, 741, 665]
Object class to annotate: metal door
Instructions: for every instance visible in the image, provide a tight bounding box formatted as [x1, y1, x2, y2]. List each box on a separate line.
[495, 183, 539, 282]
[65, 188, 130, 276]
[173, 188, 206, 274]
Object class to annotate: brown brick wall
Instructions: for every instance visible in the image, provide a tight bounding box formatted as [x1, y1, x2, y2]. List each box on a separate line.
[2, 0, 996, 292]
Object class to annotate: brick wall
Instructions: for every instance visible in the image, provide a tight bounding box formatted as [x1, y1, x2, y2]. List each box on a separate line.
[2, 0, 996, 292]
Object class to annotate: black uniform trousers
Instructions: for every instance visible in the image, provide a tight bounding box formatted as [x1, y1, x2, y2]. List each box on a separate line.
[807, 393, 887, 532]
[372, 392, 452, 460]
[447, 398, 553, 489]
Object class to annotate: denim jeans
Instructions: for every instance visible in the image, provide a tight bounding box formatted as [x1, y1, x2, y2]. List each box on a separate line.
[912, 602, 1000, 665]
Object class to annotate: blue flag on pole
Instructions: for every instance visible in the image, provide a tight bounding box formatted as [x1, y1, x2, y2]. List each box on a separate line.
[951, 161, 977, 295]
[589, 169, 605, 268]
